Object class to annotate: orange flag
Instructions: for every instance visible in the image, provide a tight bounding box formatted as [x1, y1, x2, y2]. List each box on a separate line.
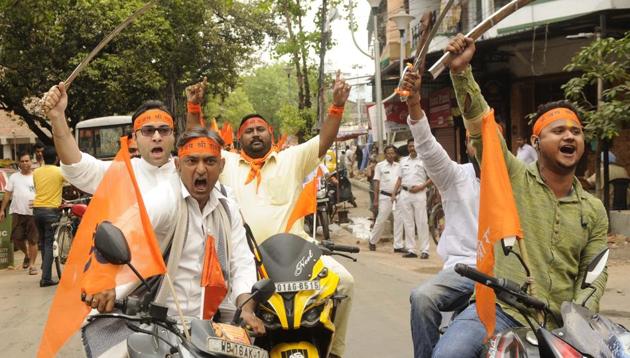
[210, 117, 220, 133]
[476, 110, 523, 339]
[220, 122, 234, 146]
[285, 166, 323, 232]
[37, 137, 167, 358]
[201, 235, 227, 320]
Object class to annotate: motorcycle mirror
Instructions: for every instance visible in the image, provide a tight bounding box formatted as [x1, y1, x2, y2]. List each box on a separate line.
[251, 278, 276, 303]
[501, 236, 516, 256]
[94, 221, 131, 265]
[582, 248, 609, 289]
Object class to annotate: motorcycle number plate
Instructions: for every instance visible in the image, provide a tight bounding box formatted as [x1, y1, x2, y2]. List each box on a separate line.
[275, 280, 321, 293]
[207, 337, 269, 358]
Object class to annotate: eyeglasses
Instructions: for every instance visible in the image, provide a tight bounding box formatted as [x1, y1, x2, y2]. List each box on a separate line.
[136, 125, 173, 137]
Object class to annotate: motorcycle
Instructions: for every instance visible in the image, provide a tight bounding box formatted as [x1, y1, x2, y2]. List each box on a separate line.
[454, 238, 630, 357]
[83, 221, 274, 358]
[254, 234, 359, 358]
[304, 177, 332, 241]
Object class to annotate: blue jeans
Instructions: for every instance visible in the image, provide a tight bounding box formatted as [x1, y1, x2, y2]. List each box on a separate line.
[410, 267, 475, 358]
[432, 303, 522, 358]
[34, 208, 61, 282]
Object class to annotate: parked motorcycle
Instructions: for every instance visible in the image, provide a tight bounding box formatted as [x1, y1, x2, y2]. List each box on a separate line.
[455, 239, 630, 357]
[255, 234, 359, 358]
[83, 221, 274, 358]
[304, 177, 332, 241]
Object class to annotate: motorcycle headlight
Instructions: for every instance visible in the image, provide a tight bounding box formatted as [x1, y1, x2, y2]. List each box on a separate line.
[261, 311, 276, 324]
[302, 304, 324, 326]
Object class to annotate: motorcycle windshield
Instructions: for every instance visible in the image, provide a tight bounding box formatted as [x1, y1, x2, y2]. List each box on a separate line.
[259, 234, 322, 282]
[554, 301, 613, 357]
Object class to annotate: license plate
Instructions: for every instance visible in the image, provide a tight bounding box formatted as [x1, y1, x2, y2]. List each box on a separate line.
[207, 337, 269, 358]
[275, 280, 320, 293]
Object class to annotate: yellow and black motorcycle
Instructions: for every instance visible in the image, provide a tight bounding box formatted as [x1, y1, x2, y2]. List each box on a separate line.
[253, 233, 358, 358]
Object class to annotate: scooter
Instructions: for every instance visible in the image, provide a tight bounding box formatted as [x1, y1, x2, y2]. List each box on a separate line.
[455, 239, 630, 357]
[83, 221, 274, 358]
[254, 234, 359, 358]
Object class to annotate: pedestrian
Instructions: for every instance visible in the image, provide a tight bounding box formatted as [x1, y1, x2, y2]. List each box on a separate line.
[355, 144, 364, 173]
[0, 152, 39, 273]
[32, 142, 45, 168]
[514, 135, 537, 164]
[399, 66, 479, 357]
[392, 138, 432, 259]
[188, 71, 353, 358]
[32, 146, 64, 287]
[344, 145, 355, 177]
[432, 33, 608, 358]
[366, 150, 379, 220]
[368, 145, 404, 252]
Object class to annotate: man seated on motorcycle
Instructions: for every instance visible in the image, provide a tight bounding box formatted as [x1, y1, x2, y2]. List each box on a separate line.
[424, 34, 609, 357]
[401, 72, 480, 356]
[185, 71, 353, 358]
[84, 128, 263, 334]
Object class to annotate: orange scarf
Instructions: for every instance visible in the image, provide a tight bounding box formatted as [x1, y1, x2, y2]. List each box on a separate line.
[240, 149, 275, 192]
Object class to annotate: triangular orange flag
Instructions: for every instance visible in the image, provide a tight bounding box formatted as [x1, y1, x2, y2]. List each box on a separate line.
[285, 166, 323, 232]
[476, 110, 524, 339]
[201, 235, 227, 320]
[37, 137, 167, 358]
[210, 118, 220, 133]
[220, 122, 234, 146]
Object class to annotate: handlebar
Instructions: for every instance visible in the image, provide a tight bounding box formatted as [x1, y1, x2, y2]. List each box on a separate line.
[454, 263, 547, 311]
[320, 240, 360, 254]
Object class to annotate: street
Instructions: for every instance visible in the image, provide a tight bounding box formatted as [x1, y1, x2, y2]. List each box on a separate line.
[1, 182, 630, 357]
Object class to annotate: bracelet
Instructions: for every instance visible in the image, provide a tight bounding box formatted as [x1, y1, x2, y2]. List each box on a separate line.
[328, 105, 344, 117]
[187, 102, 201, 113]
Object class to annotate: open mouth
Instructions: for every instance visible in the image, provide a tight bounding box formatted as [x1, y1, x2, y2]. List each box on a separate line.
[560, 145, 576, 155]
[193, 177, 208, 191]
[151, 147, 164, 155]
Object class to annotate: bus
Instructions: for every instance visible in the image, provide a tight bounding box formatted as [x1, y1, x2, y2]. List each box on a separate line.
[75, 116, 132, 160]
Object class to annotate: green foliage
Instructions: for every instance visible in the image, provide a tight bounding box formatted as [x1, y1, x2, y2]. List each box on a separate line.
[0, 0, 279, 143]
[206, 87, 255, 127]
[562, 32, 630, 141]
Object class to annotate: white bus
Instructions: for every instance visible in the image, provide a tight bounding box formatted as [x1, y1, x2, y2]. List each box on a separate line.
[75, 115, 132, 160]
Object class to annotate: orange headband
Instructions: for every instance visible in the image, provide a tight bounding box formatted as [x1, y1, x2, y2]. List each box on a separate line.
[237, 117, 271, 139]
[177, 137, 222, 158]
[133, 109, 174, 131]
[533, 108, 581, 136]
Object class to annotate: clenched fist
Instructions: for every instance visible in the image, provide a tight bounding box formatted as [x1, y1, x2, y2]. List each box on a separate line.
[42, 82, 68, 123]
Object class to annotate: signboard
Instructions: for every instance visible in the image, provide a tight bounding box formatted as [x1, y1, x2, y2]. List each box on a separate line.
[383, 101, 409, 124]
[428, 87, 454, 128]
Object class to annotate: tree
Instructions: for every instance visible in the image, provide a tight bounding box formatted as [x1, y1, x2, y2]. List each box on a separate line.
[206, 87, 255, 128]
[562, 31, 630, 208]
[0, 0, 279, 144]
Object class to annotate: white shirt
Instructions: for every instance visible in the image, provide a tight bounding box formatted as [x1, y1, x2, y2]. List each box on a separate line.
[61, 153, 179, 243]
[516, 144, 538, 164]
[6, 172, 35, 215]
[408, 113, 479, 269]
[220, 136, 321, 242]
[147, 179, 256, 318]
[373, 160, 400, 195]
[399, 155, 429, 191]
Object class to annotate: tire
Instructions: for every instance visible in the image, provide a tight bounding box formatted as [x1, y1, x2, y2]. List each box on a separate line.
[319, 211, 331, 241]
[429, 203, 444, 245]
[57, 225, 73, 265]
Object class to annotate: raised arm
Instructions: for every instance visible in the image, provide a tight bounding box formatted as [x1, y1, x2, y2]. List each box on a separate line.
[185, 77, 208, 131]
[400, 69, 465, 190]
[42, 82, 82, 165]
[318, 71, 351, 158]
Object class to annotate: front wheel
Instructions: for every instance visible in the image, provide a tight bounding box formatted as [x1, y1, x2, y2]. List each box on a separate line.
[57, 225, 73, 264]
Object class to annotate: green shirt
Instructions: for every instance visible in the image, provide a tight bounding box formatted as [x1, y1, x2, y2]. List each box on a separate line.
[451, 66, 608, 328]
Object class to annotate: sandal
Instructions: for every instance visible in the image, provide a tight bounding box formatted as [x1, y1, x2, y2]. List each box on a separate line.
[29, 266, 38, 275]
[22, 256, 30, 269]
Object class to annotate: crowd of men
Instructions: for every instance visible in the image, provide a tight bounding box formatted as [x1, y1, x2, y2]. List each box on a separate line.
[0, 33, 615, 358]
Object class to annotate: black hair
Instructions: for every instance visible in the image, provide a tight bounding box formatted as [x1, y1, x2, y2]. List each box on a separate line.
[131, 100, 175, 128]
[533, 100, 581, 124]
[176, 127, 224, 152]
[407, 138, 415, 144]
[384, 145, 398, 154]
[239, 113, 269, 128]
[17, 151, 30, 160]
[42, 146, 57, 165]
[34, 141, 44, 150]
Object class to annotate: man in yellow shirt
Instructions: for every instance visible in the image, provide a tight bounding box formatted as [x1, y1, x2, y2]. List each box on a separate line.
[33, 147, 65, 287]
